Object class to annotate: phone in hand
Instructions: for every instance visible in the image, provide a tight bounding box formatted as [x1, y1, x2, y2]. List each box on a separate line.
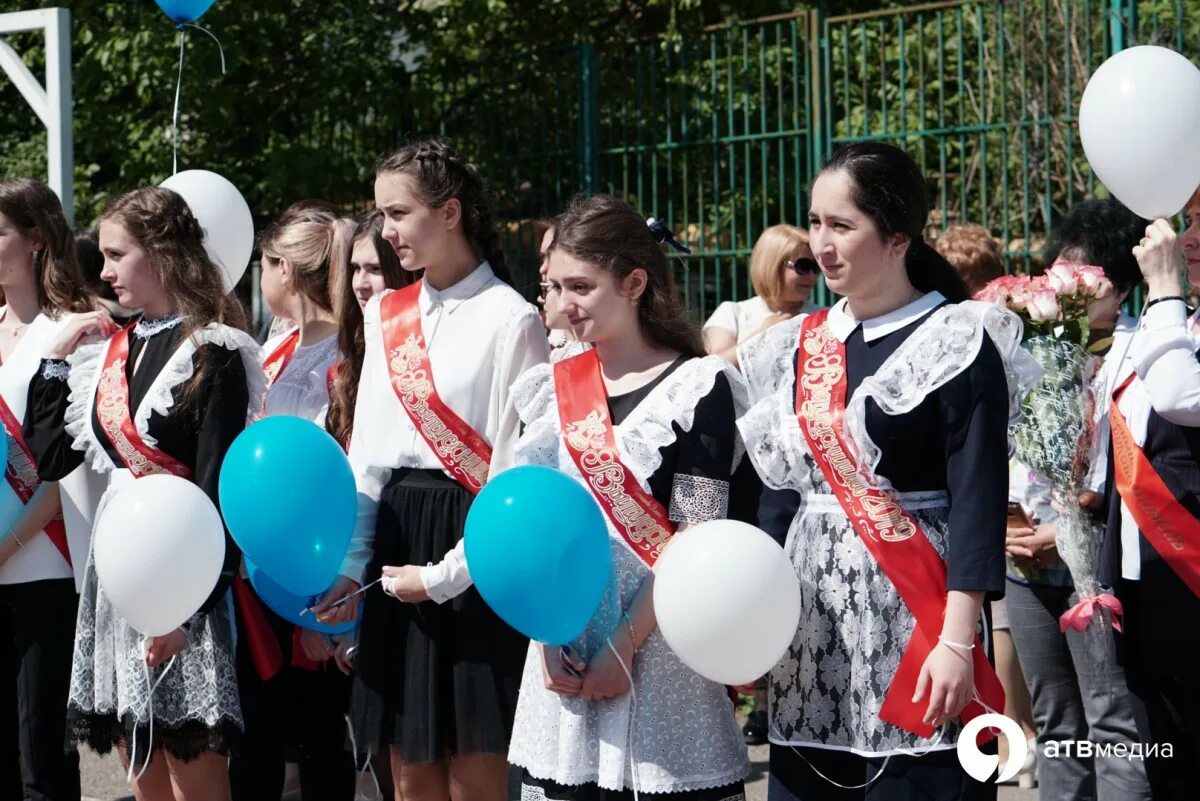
[1007, 501, 1034, 529]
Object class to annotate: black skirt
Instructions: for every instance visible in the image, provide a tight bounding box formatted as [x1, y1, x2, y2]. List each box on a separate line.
[348, 468, 527, 762]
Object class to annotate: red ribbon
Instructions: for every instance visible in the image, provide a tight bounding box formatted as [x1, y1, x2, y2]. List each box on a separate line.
[380, 282, 492, 495]
[553, 349, 675, 567]
[1059, 593, 1124, 634]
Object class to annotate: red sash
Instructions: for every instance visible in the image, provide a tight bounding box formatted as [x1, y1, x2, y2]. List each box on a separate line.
[1111, 375, 1200, 596]
[794, 310, 1004, 738]
[96, 327, 283, 680]
[0, 394, 70, 566]
[380, 282, 492, 495]
[553, 350, 675, 567]
[262, 328, 300, 388]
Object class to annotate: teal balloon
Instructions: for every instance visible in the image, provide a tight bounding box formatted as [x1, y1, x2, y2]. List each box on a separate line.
[219, 416, 356, 597]
[154, 0, 216, 24]
[464, 466, 611, 645]
[245, 558, 355, 635]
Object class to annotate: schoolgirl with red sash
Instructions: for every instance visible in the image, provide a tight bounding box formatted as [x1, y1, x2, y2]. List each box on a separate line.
[342, 140, 549, 793]
[737, 144, 1038, 801]
[234, 208, 356, 801]
[22, 186, 261, 800]
[1098, 216, 1200, 797]
[0, 176, 99, 801]
[506, 196, 750, 799]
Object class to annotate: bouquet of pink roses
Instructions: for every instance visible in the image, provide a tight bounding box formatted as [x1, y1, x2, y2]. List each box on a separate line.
[977, 260, 1120, 651]
[975, 260, 1113, 340]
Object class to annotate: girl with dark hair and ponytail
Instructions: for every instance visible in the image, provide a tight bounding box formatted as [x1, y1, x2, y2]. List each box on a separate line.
[738, 142, 1039, 800]
[0, 177, 93, 801]
[228, 207, 356, 801]
[311, 139, 548, 801]
[504, 194, 750, 799]
[23, 186, 261, 801]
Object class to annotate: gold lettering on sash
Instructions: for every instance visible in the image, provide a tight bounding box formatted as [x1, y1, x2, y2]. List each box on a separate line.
[388, 334, 489, 491]
[800, 323, 915, 542]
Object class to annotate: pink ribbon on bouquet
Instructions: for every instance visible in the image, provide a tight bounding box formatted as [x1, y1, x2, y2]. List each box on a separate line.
[1059, 593, 1124, 634]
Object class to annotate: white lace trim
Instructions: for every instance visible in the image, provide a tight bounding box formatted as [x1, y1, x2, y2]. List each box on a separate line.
[65, 324, 265, 469]
[737, 313, 805, 401]
[668, 474, 730, 523]
[843, 301, 1042, 488]
[132, 314, 184, 339]
[512, 355, 750, 486]
[41, 360, 70, 381]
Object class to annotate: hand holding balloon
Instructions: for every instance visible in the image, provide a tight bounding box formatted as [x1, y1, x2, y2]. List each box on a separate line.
[1134, 219, 1185, 299]
[381, 565, 429, 603]
[310, 575, 363, 626]
[145, 629, 189, 668]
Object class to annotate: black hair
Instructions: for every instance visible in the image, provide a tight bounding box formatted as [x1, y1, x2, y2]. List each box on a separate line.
[1043, 198, 1146, 294]
[818, 142, 969, 302]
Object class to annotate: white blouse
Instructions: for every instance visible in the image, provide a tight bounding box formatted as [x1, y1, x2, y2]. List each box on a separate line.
[703, 295, 822, 345]
[0, 310, 87, 586]
[262, 329, 339, 423]
[341, 262, 550, 584]
[1104, 301, 1200, 580]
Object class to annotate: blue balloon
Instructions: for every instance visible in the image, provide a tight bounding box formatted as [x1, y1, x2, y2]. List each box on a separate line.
[464, 466, 611, 645]
[245, 558, 355, 635]
[154, 0, 217, 24]
[219, 416, 356, 597]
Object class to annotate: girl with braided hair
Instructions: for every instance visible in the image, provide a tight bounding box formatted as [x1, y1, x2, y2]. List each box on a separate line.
[24, 186, 260, 801]
[313, 139, 548, 800]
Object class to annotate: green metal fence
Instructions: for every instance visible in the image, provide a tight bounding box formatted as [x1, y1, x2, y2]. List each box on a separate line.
[392, 0, 1194, 317]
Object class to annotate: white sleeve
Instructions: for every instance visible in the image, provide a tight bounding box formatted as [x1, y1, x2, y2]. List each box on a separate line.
[703, 301, 739, 335]
[419, 305, 550, 604]
[338, 299, 387, 584]
[1131, 301, 1200, 427]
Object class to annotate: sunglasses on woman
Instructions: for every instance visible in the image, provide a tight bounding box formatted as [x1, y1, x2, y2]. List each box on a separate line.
[785, 257, 821, 275]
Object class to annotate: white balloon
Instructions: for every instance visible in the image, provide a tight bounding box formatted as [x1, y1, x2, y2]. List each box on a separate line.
[93, 474, 226, 637]
[1079, 46, 1200, 219]
[653, 520, 800, 686]
[159, 170, 254, 291]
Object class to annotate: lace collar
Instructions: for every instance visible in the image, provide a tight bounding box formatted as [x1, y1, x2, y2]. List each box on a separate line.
[132, 314, 184, 340]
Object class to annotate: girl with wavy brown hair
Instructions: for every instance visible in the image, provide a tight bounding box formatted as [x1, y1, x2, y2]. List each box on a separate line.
[24, 186, 261, 801]
[0, 177, 93, 801]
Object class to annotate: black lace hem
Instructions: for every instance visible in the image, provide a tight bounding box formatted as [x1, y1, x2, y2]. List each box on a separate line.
[68, 707, 241, 763]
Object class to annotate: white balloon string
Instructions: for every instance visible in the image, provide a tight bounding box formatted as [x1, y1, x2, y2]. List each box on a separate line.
[605, 636, 639, 801]
[345, 713, 382, 801]
[169, 23, 226, 176]
[126, 643, 177, 785]
[171, 27, 186, 175]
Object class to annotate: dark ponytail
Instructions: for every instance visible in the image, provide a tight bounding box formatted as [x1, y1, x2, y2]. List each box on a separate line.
[551, 194, 704, 358]
[374, 139, 512, 286]
[819, 143, 969, 302]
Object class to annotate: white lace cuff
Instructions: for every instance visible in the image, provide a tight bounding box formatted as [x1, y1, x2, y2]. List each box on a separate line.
[668, 474, 729, 524]
[41, 359, 70, 381]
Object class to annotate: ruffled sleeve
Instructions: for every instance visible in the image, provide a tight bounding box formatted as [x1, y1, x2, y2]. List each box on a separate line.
[736, 314, 803, 402]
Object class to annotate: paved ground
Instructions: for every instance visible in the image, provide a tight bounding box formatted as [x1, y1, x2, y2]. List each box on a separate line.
[81, 745, 1038, 801]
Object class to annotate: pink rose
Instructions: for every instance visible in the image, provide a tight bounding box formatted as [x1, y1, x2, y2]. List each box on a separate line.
[1026, 288, 1061, 321]
[1076, 265, 1113, 299]
[1045, 261, 1079, 295]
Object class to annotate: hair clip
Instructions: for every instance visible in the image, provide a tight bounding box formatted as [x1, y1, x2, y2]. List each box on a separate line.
[646, 217, 691, 255]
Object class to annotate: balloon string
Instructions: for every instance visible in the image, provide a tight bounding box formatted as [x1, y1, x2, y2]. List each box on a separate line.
[126, 646, 178, 785]
[345, 713, 383, 800]
[169, 22, 226, 176]
[605, 636, 639, 801]
[171, 27, 186, 175]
